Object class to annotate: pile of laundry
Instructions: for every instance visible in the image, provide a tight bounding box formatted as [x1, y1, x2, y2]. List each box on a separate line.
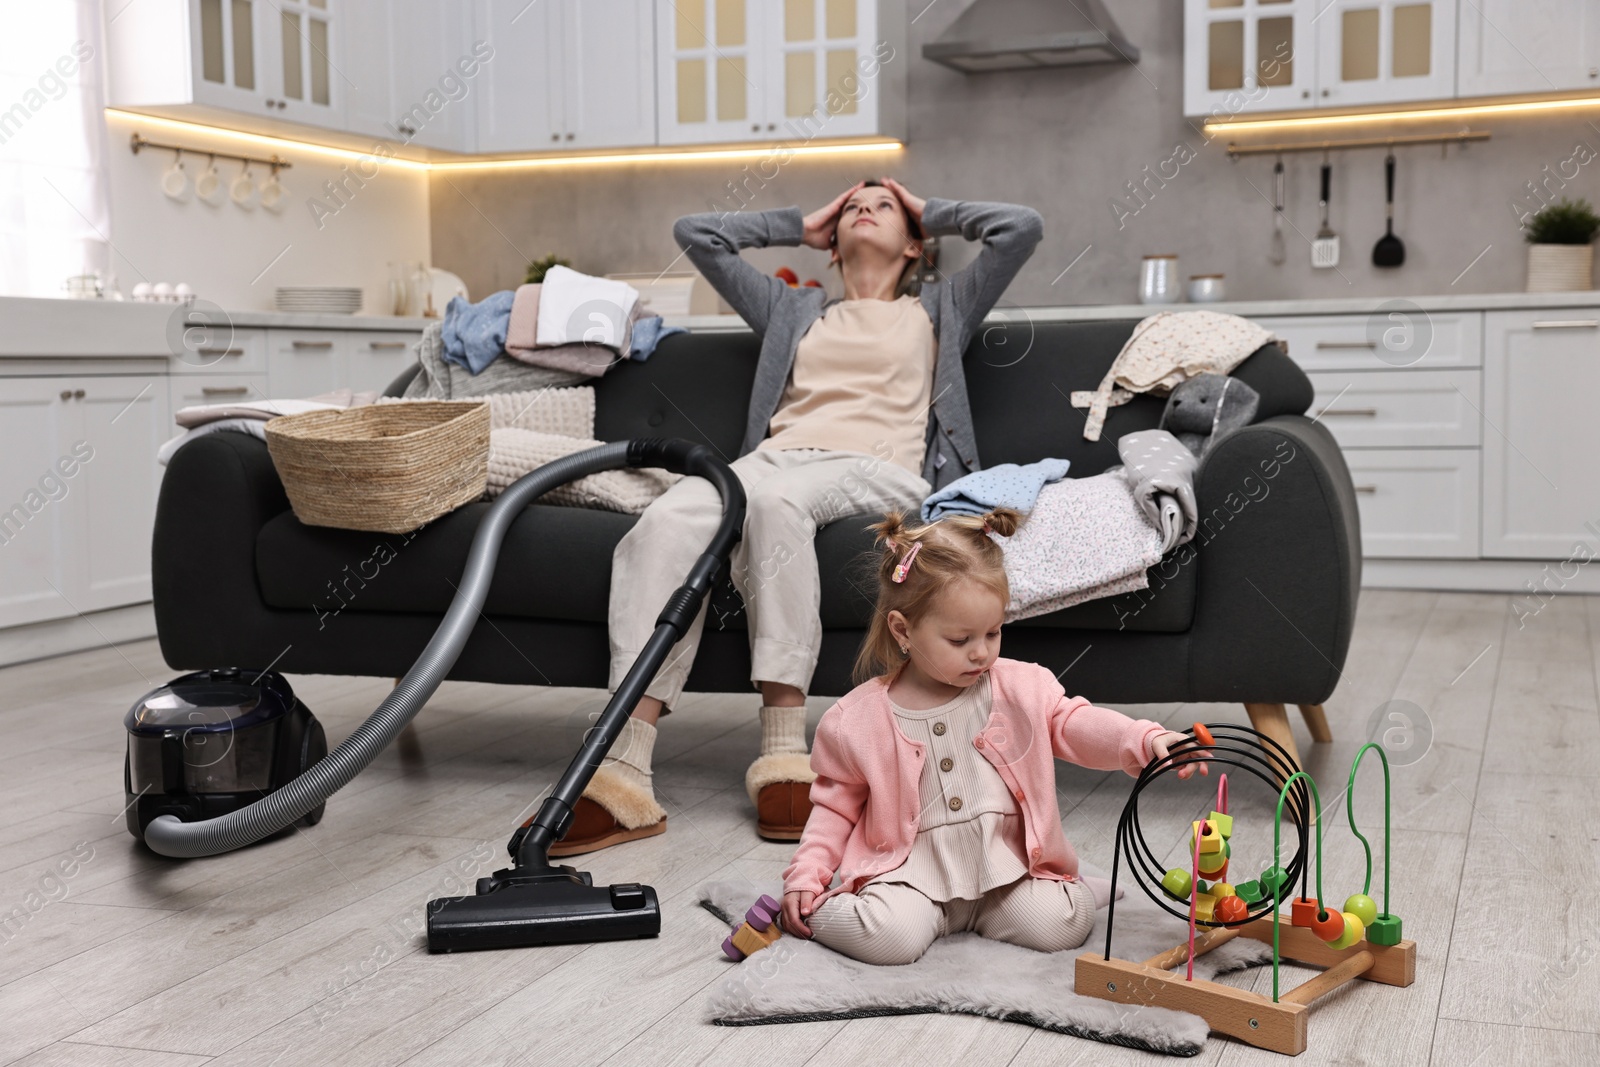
[922, 308, 1270, 622]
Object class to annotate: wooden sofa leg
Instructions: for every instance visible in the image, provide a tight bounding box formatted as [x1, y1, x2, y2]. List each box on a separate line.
[1297, 703, 1333, 744]
[1243, 702, 1302, 776]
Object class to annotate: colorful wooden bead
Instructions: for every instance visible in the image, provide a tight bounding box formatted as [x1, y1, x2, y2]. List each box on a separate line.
[1215, 895, 1250, 923]
[1309, 907, 1346, 942]
[1193, 891, 1218, 923]
[1366, 913, 1403, 946]
[1209, 810, 1234, 839]
[720, 894, 784, 960]
[1344, 893, 1378, 928]
[1211, 882, 1237, 898]
[1192, 722, 1215, 747]
[1326, 911, 1364, 950]
[1162, 868, 1193, 901]
[1235, 879, 1264, 904]
[1196, 879, 1210, 894]
[1290, 896, 1321, 927]
[1259, 866, 1288, 898]
[1191, 820, 1223, 854]
[1198, 848, 1228, 874]
[1202, 861, 1228, 882]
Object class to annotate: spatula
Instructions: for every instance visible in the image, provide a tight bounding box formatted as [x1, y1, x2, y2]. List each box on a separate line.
[1372, 152, 1406, 268]
[1312, 160, 1339, 269]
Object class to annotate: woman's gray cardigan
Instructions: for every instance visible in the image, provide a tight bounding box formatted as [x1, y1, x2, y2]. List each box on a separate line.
[671, 198, 1044, 492]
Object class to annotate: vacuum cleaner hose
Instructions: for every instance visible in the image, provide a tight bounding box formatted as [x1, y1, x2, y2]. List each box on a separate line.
[143, 438, 737, 858]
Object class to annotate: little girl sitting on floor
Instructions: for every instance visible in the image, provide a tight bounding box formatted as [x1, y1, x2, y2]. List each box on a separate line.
[778, 507, 1207, 964]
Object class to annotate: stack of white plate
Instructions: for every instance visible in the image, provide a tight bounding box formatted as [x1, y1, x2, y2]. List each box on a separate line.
[275, 287, 363, 314]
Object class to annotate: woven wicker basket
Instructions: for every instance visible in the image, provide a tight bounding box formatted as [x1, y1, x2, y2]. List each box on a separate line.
[264, 401, 489, 534]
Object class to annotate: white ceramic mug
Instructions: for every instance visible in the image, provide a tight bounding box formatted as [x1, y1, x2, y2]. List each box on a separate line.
[161, 157, 188, 200]
[195, 159, 222, 205]
[230, 166, 256, 209]
[1187, 274, 1227, 303]
[258, 171, 286, 212]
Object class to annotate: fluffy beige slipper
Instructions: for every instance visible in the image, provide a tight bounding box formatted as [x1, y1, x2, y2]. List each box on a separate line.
[744, 752, 816, 807]
[583, 764, 668, 829]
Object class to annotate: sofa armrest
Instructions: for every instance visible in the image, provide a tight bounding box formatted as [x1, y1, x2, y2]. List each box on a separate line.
[1183, 415, 1361, 705]
[152, 432, 292, 667]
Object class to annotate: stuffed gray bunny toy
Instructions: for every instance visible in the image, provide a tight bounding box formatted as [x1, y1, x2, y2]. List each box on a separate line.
[1159, 373, 1260, 458]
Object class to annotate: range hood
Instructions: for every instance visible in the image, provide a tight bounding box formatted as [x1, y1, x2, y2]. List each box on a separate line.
[922, 0, 1139, 73]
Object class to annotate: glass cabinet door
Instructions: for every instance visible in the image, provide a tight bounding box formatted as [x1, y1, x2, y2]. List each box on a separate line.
[192, 0, 267, 111]
[770, 0, 877, 139]
[658, 0, 766, 144]
[1183, 0, 1315, 117]
[1314, 0, 1455, 106]
[270, 0, 340, 127]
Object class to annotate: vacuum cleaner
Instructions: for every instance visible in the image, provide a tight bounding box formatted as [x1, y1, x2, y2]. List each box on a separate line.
[126, 438, 744, 953]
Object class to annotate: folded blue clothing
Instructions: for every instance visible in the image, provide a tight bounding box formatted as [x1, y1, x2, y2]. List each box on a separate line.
[629, 315, 687, 361]
[441, 289, 516, 375]
[919, 457, 1071, 522]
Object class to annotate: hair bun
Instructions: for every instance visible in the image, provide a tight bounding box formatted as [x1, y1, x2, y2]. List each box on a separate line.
[981, 507, 1024, 539]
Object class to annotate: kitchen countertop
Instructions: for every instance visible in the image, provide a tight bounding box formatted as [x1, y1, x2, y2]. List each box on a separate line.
[661, 289, 1600, 331]
[0, 296, 430, 358]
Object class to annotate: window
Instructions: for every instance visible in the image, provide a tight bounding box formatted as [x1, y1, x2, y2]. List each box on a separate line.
[0, 1, 111, 297]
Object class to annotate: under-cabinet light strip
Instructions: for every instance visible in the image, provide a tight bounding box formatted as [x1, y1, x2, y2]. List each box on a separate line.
[1207, 94, 1600, 134]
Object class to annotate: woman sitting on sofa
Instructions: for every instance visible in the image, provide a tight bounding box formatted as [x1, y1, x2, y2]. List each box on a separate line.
[549, 177, 1045, 856]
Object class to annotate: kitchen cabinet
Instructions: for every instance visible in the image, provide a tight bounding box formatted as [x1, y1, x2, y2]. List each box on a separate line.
[1457, 0, 1600, 98]
[1304, 369, 1481, 449]
[1481, 310, 1600, 559]
[1343, 449, 1481, 558]
[1183, 0, 1454, 115]
[265, 328, 417, 400]
[475, 0, 654, 152]
[657, 0, 901, 145]
[109, 0, 345, 130]
[0, 376, 169, 629]
[386, 0, 477, 151]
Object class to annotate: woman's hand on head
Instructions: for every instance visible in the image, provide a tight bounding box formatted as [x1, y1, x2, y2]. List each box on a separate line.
[880, 177, 925, 228]
[1150, 730, 1211, 779]
[802, 181, 866, 251]
[781, 889, 815, 937]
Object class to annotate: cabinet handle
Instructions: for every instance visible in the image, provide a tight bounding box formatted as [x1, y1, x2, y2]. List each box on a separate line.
[1315, 407, 1378, 417]
[565, 132, 574, 140]
[60, 389, 72, 401]
[291, 340, 335, 349]
[368, 340, 407, 349]
[1354, 485, 1377, 494]
[197, 347, 243, 357]
[201, 386, 249, 397]
[1315, 340, 1377, 349]
[1531, 319, 1600, 329]
[551, 132, 560, 141]
[73, 389, 85, 399]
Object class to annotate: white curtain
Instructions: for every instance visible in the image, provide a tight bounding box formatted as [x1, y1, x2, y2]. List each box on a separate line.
[0, 0, 112, 297]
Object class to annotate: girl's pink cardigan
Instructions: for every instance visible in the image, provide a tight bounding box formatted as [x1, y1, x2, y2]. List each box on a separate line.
[781, 657, 1166, 909]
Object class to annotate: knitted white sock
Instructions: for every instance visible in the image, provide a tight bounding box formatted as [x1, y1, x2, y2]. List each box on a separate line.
[597, 715, 657, 794]
[759, 704, 809, 756]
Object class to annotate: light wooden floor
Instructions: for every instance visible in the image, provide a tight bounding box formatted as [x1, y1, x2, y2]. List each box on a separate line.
[1, 590, 1596, 1066]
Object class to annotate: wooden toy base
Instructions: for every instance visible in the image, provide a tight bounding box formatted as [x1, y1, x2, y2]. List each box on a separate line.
[1074, 916, 1416, 1056]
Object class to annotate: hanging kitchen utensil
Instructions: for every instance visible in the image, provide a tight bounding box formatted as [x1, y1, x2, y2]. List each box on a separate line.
[1372, 152, 1406, 268]
[1268, 156, 1287, 266]
[1312, 156, 1339, 269]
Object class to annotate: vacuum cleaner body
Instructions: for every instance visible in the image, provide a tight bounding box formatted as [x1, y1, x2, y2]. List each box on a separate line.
[123, 668, 327, 840]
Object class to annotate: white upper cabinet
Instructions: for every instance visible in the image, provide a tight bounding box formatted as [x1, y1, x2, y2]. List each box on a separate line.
[108, 0, 345, 129]
[1458, 0, 1600, 98]
[475, 0, 655, 153]
[1184, 0, 1454, 115]
[1184, 0, 1316, 117]
[1314, 0, 1455, 107]
[658, 0, 898, 145]
[386, 0, 477, 151]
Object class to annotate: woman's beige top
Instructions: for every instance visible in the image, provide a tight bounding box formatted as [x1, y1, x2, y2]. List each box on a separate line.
[756, 293, 936, 476]
[866, 674, 1032, 901]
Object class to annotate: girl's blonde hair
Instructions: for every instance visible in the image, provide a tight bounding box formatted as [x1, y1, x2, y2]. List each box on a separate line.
[852, 506, 1024, 685]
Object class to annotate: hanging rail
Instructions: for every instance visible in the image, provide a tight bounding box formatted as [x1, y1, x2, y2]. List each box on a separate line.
[130, 132, 293, 170]
[1224, 130, 1490, 158]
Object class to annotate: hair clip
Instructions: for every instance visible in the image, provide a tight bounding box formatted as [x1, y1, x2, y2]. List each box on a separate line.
[891, 541, 921, 583]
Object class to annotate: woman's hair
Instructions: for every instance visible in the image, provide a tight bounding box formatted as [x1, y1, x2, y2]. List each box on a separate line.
[830, 177, 925, 297]
[851, 506, 1024, 685]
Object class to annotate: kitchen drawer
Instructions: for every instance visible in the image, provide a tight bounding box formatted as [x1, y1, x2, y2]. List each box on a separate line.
[346, 331, 420, 393]
[1306, 369, 1481, 448]
[168, 373, 270, 427]
[266, 329, 348, 400]
[1255, 311, 1481, 371]
[169, 325, 267, 375]
[1345, 449, 1481, 559]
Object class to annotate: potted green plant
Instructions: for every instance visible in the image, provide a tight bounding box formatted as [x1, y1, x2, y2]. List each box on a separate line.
[524, 253, 571, 285]
[1525, 198, 1600, 291]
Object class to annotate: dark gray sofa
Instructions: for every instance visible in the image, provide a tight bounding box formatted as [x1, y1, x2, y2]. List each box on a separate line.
[152, 319, 1359, 761]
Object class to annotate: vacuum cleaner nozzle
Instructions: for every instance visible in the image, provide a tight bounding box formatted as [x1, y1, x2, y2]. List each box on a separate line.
[426, 864, 660, 952]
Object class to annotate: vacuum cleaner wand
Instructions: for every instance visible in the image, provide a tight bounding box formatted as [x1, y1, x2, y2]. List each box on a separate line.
[426, 438, 746, 952]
